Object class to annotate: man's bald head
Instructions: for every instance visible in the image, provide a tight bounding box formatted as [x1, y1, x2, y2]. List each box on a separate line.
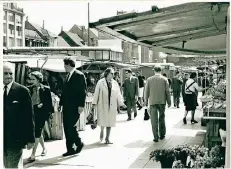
[3, 62, 15, 85]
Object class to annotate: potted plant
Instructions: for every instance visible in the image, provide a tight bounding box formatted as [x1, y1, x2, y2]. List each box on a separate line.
[150, 149, 175, 168]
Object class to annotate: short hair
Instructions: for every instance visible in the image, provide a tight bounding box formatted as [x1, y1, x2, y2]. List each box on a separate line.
[125, 68, 132, 73]
[63, 57, 75, 67]
[153, 66, 162, 72]
[30, 71, 43, 83]
[163, 73, 167, 77]
[3, 62, 15, 72]
[104, 67, 114, 78]
[190, 72, 197, 79]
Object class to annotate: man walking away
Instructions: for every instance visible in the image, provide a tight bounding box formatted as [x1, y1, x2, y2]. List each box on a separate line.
[123, 68, 139, 121]
[137, 71, 145, 108]
[3, 62, 35, 168]
[58, 57, 87, 156]
[171, 72, 182, 108]
[144, 66, 171, 142]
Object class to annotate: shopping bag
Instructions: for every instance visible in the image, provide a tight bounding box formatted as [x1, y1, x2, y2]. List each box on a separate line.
[144, 108, 150, 121]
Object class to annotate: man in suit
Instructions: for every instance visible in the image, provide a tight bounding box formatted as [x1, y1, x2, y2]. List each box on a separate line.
[3, 62, 35, 168]
[58, 57, 87, 156]
[144, 66, 171, 142]
[123, 68, 139, 121]
[171, 71, 183, 108]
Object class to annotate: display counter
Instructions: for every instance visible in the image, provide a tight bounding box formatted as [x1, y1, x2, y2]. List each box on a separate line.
[203, 108, 226, 149]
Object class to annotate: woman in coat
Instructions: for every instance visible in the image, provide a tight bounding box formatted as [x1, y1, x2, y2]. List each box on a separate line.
[92, 68, 125, 144]
[27, 71, 53, 162]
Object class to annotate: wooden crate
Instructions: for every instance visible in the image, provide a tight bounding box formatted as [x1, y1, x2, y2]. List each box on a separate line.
[50, 101, 63, 140]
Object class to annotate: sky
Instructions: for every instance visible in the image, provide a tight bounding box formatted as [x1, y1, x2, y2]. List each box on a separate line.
[17, 1, 186, 35]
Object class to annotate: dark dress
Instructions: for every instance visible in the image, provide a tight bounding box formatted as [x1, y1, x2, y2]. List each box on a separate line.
[28, 84, 53, 138]
[184, 81, 198, 111]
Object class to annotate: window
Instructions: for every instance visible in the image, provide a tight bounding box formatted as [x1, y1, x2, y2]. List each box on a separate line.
[96, 51, 102, 60]
[4, 11, 7, 20]
[3, 36, 7, 47]
[8, 13, 15, 22]
[9, 37, 15, 47]
[89, 51, 95, 59]
[16, 15, 22, 24]
[17, 26, 22, 36]
[8, 24, 14, 35]
[103, 51, 109, 60]
[17, 39, 22, 46]
[3, 23, 6, 33]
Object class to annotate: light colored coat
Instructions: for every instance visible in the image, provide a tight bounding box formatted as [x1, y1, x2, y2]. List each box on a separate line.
[92, 78, 124, 127]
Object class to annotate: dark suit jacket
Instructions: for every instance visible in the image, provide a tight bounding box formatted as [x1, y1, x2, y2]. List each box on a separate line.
[123, 76, 139, 101]
[60, 70, 87, 118]
[4, 82, 35, 149]
[28, 84, 53, 119]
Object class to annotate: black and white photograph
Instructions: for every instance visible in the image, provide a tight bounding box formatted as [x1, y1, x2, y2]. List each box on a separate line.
[1, 1, 230, 168]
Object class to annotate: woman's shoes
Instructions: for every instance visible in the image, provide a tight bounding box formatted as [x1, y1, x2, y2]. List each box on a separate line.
[41, 149, 47, 156]
[191, 119, 198, 124]
[105, 139, 113, 144]
[27, 157, 35, 163]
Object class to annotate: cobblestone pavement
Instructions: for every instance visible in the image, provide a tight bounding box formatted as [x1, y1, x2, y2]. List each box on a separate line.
[23, 96, 206, 169]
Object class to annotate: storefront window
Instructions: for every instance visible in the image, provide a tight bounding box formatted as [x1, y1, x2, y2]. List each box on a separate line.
[89, 51, 95, 59]
[96, 51, 102, 60]
[103, 51, 109, 60]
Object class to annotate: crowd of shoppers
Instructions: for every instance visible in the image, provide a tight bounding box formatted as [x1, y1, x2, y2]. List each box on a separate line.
[4, 57, 210, 168]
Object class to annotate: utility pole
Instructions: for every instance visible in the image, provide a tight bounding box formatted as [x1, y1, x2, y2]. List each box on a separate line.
[88, 2, 90, 46]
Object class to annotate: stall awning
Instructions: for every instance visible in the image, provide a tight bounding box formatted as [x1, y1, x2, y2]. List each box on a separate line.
[90, 2, 229, 55]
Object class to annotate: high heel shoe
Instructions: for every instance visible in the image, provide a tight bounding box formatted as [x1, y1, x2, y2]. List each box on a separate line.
[191, 119, 198, 124]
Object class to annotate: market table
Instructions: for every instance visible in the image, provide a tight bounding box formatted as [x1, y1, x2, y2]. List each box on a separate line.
[203, 108, 226, 149]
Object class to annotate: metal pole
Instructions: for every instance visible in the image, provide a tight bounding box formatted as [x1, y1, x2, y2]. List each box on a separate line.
[88, 2, 90, 46]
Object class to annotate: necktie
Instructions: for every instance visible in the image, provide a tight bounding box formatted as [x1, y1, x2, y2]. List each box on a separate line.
[4, 85, 8, 111]
[66, 73, 70, 82]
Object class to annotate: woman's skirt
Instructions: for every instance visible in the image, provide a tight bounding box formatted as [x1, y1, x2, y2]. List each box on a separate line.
[34, 105, 46, 138]
[184, 94, 197, 111]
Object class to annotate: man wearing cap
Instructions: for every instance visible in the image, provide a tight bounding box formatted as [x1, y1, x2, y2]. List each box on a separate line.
[144, 66, 171, 142]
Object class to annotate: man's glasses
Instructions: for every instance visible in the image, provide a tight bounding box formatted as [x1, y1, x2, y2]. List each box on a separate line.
[4, 72, 13, 75]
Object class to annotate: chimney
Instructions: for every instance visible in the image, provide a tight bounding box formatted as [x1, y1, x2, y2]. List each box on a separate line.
[43, 20, 45, 29]
[61, 26, 63, 32]
[26, 16, 28, 21]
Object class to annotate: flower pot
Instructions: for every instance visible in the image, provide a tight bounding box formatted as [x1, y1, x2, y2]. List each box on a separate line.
[160, 159, 174, 168]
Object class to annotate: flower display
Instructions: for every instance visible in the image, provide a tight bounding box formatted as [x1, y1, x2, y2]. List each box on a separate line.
[150, 144, 224, 168]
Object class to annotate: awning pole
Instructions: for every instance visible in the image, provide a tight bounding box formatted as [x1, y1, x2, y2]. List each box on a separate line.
[225, 6, 230, 168]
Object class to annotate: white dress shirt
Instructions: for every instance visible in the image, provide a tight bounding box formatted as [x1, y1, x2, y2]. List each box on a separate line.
[4, 81, 13, 95]
[67, 68, 75, 81]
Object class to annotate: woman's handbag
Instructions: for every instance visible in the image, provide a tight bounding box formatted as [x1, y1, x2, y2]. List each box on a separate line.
[144, 108, 150, 121]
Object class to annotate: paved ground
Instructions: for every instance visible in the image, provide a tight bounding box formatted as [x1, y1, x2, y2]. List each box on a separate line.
[23, 96, 206, 169]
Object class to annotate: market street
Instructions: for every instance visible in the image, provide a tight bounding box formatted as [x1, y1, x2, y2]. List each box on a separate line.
[23, 96, 206, 169]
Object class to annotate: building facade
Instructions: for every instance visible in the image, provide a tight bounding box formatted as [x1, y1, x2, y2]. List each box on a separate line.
[3, 3, 25, 47]
[25, 18, 58, 47]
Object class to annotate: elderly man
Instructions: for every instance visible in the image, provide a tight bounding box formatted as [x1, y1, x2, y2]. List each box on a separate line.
[144, 66, 171, 142]
[3, 62, 35, 168]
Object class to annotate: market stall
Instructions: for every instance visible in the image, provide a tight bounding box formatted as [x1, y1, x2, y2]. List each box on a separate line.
[200, 77, 226, 149]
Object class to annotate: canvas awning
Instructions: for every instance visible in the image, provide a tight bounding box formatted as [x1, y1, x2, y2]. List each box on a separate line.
[90, 2, 229, 55]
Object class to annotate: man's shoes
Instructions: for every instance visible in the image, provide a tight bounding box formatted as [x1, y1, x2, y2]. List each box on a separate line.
[62, 151, 76, 157]
[134, 113, 137, 118]
[160, 136, 165, 140]
[183, 117, 187, 124]
[127, 118, 131, 121]
[191, 119, 198, 124]
[138, 106, 142, 110]
[76, 143, 84, 154]
[177, 106, 180, 108]
[153, 139, 158, 142]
